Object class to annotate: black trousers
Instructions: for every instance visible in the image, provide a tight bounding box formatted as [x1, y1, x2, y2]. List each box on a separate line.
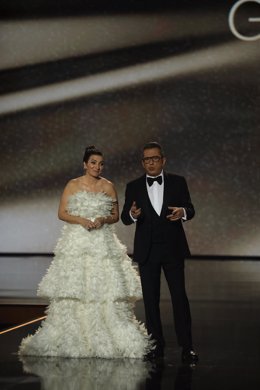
[138, 243, 193, 350]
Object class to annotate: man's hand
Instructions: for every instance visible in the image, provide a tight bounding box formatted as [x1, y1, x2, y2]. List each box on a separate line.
[166, 207, 184, 221]
[130, 201, 141, 219]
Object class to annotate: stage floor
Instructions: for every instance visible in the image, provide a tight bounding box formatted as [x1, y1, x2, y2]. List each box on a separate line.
[1, 298, 260, 390]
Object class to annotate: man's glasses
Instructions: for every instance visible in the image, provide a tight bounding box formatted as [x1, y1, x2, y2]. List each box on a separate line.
[142, 156, 162, 164]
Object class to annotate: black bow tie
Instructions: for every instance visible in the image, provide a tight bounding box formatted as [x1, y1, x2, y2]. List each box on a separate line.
[147, 176, 162, 186]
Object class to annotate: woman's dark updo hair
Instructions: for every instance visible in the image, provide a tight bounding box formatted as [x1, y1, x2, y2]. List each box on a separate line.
[83, 145, 103, 163]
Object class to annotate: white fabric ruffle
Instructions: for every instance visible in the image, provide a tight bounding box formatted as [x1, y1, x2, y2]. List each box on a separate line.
[19, 191, 153, 359]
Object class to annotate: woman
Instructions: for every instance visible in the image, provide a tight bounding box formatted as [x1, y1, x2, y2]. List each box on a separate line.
[19, 146, 153, 359]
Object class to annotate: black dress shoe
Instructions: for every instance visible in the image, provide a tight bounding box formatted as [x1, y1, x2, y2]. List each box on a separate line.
[181, 349, 199, 364]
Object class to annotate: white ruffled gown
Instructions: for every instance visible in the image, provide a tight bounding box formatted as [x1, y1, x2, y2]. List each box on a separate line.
[19, 191, 152, 359]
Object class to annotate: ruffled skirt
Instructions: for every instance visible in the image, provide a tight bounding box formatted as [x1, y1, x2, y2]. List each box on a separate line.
[19, 224, 152, 358]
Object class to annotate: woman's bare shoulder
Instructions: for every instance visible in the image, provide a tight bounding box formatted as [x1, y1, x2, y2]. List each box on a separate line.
[63, 177, 84, 193]
[99, 177, 117, 197]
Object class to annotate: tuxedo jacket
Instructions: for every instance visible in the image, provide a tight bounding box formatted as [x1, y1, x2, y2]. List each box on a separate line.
[121, 172, 195, 264]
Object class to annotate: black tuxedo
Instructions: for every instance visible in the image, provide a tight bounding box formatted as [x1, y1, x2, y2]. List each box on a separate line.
[121, 172, 195, 351]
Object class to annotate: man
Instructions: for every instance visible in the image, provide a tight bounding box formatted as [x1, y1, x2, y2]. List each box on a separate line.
[121, 141, 198, 364]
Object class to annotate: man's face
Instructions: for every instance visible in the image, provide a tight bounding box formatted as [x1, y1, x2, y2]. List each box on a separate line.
[142, 147, 166, 177]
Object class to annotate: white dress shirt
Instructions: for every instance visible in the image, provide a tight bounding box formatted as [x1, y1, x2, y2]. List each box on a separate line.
[130, 171, 187, 221]
[146, 172, 164, 216]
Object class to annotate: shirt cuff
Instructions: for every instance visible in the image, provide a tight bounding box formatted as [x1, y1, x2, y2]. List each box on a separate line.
[129, 210, 137, 222]
[182, 208, 187, 220]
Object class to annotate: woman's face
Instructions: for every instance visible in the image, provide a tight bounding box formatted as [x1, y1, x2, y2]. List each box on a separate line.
[84, 154, 104, 177]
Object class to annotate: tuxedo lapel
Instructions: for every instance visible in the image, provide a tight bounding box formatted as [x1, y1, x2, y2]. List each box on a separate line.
[160, 172, 171, 217]
[139, 175, 155, 216]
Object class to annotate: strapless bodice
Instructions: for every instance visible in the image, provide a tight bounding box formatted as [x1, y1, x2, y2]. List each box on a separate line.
[66, 191, 113, 219]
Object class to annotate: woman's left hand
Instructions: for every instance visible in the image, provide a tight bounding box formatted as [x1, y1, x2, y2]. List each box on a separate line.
[93, 217, 105, 229]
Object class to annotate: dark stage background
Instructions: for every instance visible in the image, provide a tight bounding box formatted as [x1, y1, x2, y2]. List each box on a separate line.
[0, 0, 259, 256]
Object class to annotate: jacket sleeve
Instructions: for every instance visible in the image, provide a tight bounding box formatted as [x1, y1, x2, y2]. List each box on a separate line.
[182, 177, 195, 221]
[121, 183, 135, 225]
